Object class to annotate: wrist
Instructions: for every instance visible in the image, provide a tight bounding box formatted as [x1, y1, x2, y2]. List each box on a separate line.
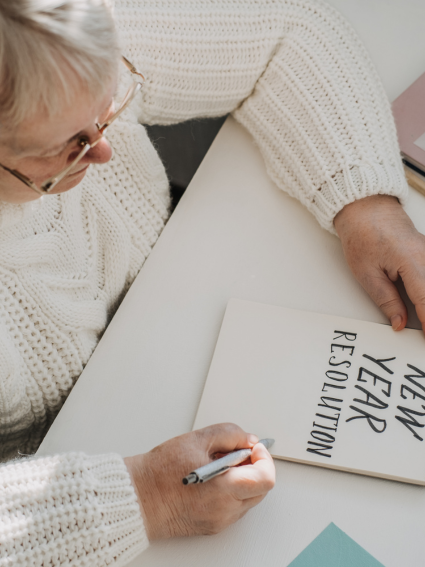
[334, 195, 400, 237]
[124, 456, 154, 539]
[124, 455, 171, 541]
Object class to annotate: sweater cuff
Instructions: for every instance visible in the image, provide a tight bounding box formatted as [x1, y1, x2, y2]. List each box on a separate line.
[84, 453, 149, 566]
[309, 162, 409, 235]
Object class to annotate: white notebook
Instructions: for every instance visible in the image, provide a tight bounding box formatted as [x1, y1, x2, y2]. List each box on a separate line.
[193, 299, 425, 485]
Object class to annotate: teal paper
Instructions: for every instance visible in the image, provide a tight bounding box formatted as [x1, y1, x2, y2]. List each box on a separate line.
[288, 523, 384, 567]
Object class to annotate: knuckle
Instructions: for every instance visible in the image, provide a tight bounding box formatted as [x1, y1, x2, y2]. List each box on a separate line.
[416, 302, 425, 313]
[210, 519, 228, 535]
[358, 271, 384, 294]
[201, 422, 241, 440]
[378, 297, 402, 311]
[237, 474, 258, 494]
[263, 475, 275, 492]
[201, 523, 223, 536]
[235, 478, 260, 497]
[254, 468, 275, 493]
[205, 527, 221, 536]
[246, 495, 265, 510]
[221, 422, 243, 435]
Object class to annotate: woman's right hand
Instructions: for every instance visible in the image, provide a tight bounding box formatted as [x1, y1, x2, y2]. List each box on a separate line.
[124, 423, 275, 540]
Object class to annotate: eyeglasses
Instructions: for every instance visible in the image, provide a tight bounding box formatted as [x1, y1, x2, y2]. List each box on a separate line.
[0, 56, 145, 196]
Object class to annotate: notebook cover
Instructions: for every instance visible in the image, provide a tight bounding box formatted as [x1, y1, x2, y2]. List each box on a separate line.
[193, 299, 425, 485]
[392, 72, 425, 173]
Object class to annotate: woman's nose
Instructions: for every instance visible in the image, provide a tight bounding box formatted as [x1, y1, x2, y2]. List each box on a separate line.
[82, 136, 113, 164]
[68, 135, 113, 167]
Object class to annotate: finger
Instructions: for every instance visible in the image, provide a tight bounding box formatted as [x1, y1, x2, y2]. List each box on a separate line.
[235, 494, 266, 520]
[360, 270, 407, 331]
[222, 442, 275, 500]
[195, 423, 259, 456]
[399, 268, 425, 334]
[240, 494, 267, 511]
[416, 305, 425, 335]
[250, 440, 275, 465]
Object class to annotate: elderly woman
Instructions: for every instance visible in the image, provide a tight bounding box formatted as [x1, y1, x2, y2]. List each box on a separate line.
[0, 0, 424, 564]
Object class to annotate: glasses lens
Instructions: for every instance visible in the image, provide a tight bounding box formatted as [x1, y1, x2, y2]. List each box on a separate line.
[8, 59, 144, 195]
[40, 143, 91, 193]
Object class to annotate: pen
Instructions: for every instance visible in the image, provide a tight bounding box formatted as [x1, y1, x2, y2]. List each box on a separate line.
[182, 438, 275, 485]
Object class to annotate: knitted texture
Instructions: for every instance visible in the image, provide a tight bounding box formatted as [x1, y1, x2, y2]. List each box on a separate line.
[0, 0, 408, 564]
[0, 453, 148, 565]
[115, 0, 408, 233]
[0, 116, 168, 564]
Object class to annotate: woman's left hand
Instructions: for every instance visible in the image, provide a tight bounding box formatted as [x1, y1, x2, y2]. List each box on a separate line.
[334, 194, 425, 333]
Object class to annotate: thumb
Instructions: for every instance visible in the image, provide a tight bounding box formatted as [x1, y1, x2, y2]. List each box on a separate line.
[361, 271, 407, 331]
[250, 441, 274, 465]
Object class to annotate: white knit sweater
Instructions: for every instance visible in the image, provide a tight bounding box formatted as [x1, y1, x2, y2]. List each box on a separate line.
[0, 0, 408, 564]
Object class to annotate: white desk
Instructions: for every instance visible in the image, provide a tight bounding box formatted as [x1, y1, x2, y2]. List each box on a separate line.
[38, 1, 425, 565]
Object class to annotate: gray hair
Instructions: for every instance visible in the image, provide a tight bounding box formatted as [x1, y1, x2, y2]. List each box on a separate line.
[0, 0, 120, 128]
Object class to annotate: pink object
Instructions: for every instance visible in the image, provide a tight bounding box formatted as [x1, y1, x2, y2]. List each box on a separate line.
[392, 72, 425, 173]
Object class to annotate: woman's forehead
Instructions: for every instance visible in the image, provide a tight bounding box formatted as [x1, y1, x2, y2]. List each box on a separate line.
[4, 82, 116, 157]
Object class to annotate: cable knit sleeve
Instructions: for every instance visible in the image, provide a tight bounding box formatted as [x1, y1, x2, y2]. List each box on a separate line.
[114, 0, 408, 232]
[0, 452, 149, 566]
[0, 322, 148, 564]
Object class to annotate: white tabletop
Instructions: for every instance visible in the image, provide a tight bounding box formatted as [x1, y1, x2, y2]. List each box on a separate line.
[38, 1, 425, 565]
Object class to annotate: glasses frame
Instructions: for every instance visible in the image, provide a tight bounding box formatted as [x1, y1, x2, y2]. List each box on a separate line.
[0, 56, 145, 196]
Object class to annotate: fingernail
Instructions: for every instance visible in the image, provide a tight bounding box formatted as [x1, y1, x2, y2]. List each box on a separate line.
[391, 315, 402, 331]
[247, 434, 259, 445]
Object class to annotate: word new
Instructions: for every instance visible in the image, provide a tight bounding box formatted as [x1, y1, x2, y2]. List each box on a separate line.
[346, 356, 425, 441]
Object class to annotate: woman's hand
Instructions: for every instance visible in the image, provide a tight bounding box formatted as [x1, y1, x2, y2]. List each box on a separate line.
[124, 423, 275, 540]
[334, 194, 425, 332]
